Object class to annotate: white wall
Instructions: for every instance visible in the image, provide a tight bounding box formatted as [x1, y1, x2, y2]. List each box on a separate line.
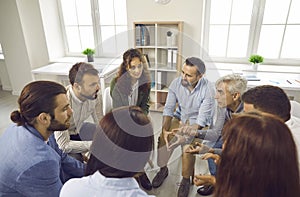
[0, 0, 65, 95]
[17, 0, 49, 69]
[0, 0, 33, 95]
[127, 0, 204, 57]
[39, 0, 65, 61]
[0, 60, 11, 90]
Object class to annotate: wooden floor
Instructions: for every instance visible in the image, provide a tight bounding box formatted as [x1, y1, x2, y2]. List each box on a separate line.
[0, 88, 211, 197]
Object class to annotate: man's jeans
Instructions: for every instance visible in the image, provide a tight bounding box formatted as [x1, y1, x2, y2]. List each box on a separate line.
[208, 138, 222, 176]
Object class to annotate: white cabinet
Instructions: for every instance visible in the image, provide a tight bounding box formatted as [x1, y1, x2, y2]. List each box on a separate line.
[134, 21, 183, 111]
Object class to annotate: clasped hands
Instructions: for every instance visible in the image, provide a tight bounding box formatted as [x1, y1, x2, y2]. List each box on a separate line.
[163, 123, 205, 151]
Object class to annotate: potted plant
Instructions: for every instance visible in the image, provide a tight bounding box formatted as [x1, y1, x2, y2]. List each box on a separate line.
[82, 48, 95, 62]
[249, 54, 264, 71]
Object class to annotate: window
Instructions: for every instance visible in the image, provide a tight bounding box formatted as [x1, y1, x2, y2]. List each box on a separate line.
[203, 0, 300, 65]
[59, 0, 128, 57]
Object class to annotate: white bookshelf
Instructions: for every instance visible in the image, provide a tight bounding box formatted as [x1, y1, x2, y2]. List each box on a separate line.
[134, 21, 183, 112]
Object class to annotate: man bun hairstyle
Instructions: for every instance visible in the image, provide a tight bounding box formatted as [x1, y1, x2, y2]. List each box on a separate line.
[11, 81, 66, 126]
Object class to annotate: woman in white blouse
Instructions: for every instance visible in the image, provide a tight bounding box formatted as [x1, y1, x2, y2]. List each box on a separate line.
[60, 106, 155, 197]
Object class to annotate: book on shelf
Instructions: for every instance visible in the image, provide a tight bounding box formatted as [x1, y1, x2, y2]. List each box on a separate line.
[157, 71, 167, 90]
[135, 24, 150, 46]
[143, 54, 151, 68]
[167, 49, 177, 69]
[135, 25, 141, 46]
[150, 71, 155, 88]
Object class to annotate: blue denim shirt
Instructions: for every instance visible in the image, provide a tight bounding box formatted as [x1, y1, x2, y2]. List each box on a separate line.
[163, 76, 215, 127]
[0, 123, 85, 197]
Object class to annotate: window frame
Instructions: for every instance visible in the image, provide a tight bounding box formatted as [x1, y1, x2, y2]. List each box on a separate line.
[57, 0, 128, 57]
[202, 0, 300, 66]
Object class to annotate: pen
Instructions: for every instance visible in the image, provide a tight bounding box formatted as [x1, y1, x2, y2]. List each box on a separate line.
[286, 80, 292, 84]
[295, 79, 300, 84]
[269, 80, 279, 84]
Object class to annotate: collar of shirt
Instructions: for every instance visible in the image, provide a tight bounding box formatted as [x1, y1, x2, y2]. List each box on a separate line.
[92, 171, 140, 189]
[67, 85, 83, 104]
[24, 123, 45, 141]
[225, 102, 244, 121]
[286, 115, 300, 128]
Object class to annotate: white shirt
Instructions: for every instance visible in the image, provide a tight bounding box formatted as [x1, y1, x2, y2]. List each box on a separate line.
[54, 85, 102, 154]
[128, 80, 139, 106]
[60, 171, 155, 197]
[286, 115, 300, 168]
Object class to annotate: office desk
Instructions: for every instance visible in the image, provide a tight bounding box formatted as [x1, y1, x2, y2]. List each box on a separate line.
[205, 68, 300, 102]
[32, 60, 121, 96]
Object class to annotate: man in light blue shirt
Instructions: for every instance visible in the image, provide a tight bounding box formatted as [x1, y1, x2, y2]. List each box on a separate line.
[151, 57, 215, 197]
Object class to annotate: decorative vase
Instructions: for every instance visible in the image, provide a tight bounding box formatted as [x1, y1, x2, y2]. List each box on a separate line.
[87, 55, 94, 62]
[171, 35, 176, 46]
[167, 36, 172, 47]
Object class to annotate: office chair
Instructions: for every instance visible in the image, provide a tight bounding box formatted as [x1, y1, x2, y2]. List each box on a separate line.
[102, 87, 113, 115]
[291, 100, 300, 118]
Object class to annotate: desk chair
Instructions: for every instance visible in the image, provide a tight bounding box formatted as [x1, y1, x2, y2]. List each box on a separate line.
[291, 100, 300, 118]
[103, 87, 113, 115]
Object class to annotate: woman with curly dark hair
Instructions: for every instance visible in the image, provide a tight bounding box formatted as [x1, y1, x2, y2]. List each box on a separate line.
[110, 48, 151, 115]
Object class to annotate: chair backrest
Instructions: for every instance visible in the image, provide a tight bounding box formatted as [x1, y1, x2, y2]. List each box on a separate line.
[290, 100, 300, 118]
[103, 87, 113, 115]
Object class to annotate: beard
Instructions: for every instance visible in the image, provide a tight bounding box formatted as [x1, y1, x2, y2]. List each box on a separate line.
[181, 79, 198, 88]
[181, 79, 190, 87]
[47, 117, 70, 131]
[80, 89, 99, 100]
[181, 79, 195, 87]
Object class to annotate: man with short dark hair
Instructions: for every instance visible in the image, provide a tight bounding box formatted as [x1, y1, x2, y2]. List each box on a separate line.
[152, 57, 215, 197]
[242, 85, 300, 167]
[0, 81, 85, 196]
[54, 62, 103, 161]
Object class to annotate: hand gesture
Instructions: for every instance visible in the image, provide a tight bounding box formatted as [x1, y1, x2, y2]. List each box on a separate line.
[193, 174, 216, 186]
[201, 153, 221, 165]
[185, 142, 210, 154]
[175, 123, 198, 137]
[168, 133, 187, 150]
[162, 129, 173, 150]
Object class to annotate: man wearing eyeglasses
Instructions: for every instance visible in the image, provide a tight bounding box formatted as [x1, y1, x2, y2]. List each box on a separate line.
[151, 57, 215, 197]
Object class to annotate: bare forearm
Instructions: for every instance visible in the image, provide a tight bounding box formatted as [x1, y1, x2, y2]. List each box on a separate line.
[162, 116, 172, 131]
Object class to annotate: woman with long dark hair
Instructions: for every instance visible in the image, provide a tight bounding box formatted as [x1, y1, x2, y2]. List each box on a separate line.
[60, 106, 154, 196]
[110, 48, 151, 115]
[214, 112, 300, 197]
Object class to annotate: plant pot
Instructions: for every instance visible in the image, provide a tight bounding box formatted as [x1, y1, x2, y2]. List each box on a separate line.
[87, 55, 94, 62]
[252, 63, 259, 71]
